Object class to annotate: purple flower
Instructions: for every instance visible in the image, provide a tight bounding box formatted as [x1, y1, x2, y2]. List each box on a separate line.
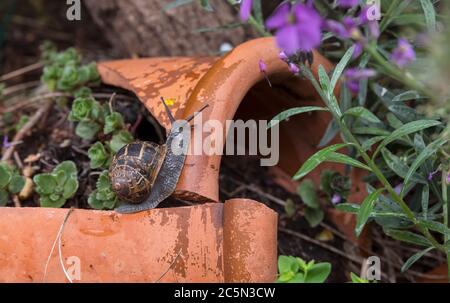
[239, 0, 253, 21]
[258, 59, 267, 73]
[288, 62, 300, 74]
[266, 3, 322, 54]
[331, 193, 342, 205]
[447, 173, 450, 184]
[259, 59, 272, 87]
[359, 6, 380, 39]
[344, 68, 376, 93]
[337, 0, 359, 8]
[324, 20, 349, 38]
[427, 170, 439, 181]
[391, 38, 416, 68]
[2, 136, 12, 149]
[279, 51, 288, 61]
[394, 183, 403, 195]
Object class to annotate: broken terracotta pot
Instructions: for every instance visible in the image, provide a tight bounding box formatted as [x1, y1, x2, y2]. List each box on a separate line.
[0, 199, 277, 282]
[0, 37, 365, 282]
[97, 37, 367, 243]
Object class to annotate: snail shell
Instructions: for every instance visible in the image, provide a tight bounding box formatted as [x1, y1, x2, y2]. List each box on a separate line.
[109, 141, 166, 203]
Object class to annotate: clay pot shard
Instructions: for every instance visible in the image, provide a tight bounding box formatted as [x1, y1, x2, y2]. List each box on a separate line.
[0, 199, 277, 282]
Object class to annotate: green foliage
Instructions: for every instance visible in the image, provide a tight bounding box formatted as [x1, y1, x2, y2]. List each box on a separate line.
[350, 272, 370, 283]
[40, 46, 100, 92]
[276, 255, 331, 283]
[297, 179, 324, 227]
[0, 163, 25, 206]
[33, 161, 79, 208]
[109, 130, 134, 153]
[88, 171, 118, 210]
[88, 142, 111, 169]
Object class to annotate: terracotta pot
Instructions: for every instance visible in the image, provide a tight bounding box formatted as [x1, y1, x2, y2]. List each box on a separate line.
[98, 37, 367, 244]
[0, 199, 277, 282]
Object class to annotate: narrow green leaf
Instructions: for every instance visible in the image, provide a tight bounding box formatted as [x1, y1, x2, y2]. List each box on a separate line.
[392, 90, 422, 102]
[419, 220, 450, 235]
[268, 107, 329, 128]
[318, 65, 330, 93]
[402, 138, 448, 195]
[419, 0, 436, 31]
[335, 203, 360, 213]
[401, 247, 434, 272]
[293, 144, 350, 180]
[374, 120, 441, 157]
[326, 152, 372, 171]
[355, 189, 384, 236]
[385, 230, 432, 247]
[421, 184, 429, 220]
[381, 148, 426, 184]
[362, 136, 385, 151]
[318, 119, 339, 148]
[330, 45, 355, 94]
[163, 0, 195, 11]
[342, 107, 381, 123]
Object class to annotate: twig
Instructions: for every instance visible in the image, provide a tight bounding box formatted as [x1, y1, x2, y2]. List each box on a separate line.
[0, 62, 43, 82]
[43, 208, 74, 282]
[12, 195, 21, 208]
[2, 100, 54, 162]
[2, 81, 41, 96]
[0, 92, 69, 114]
[154, 249, 182, 283]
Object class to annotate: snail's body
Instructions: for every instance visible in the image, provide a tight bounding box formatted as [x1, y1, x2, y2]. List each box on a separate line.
[110, 98, 208, 214]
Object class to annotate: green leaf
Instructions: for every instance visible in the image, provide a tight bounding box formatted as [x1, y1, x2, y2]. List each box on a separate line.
[421, 184, 429, 220]
[318, 119, 339, 148]
[76, 121, 101, 140]
[350, 272, 369, 283]
[401, 247, 434, 273]
[326, 152, 372, 171]
[68, 97, 94, 122]
[298, 180, 319, 209]
[342, 107, 381, 123]
[109, 131, 134, 153]
[288, 273, 305, 283]
[419, 0, 436, 31]
[0, 164, 12, 188]
[278, 256, 294, 274]
[33, 174, 57, 195]
[374, 120, 441, 157]
[362, 136, 385, 151]
[355, 189, 384, 236]
[385, 230, 432, 247]
[304, 207, 324, 228]
[336, 203, 360, 213]
[8, 175, 25, 194]
[318, 65, 330, 93]
[381, 148, 425, 184]
[284, 199, 296, 218]
[0, 189, 8, 206]
[402, 138, 448, 195]
[419, 220, 450, 235]
[392, 90, 422, 102]
[40, 195, 66, 208]
[163, 0, 195, 11]
[104, 112, 125, 135]
[88, 142, 110, 169]
[63, 178, 78, 199]
[305, 262, 331, 283]
[54, 161, 78, 179]
[293, 143, 350, 180]
[268, 107, 329, 129]
[330, 45, 355, 95]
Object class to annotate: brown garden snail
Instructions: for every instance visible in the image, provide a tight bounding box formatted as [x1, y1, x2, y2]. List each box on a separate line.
[110, 97, 208, 214]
